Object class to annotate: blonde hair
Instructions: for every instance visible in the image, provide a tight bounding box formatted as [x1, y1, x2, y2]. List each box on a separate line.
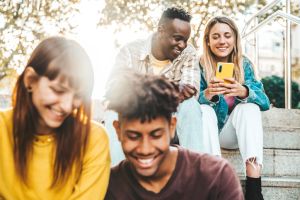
[200, 16, 244, 83]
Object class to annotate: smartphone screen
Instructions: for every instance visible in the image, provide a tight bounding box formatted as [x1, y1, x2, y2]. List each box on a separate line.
[215, 62, 234, 83]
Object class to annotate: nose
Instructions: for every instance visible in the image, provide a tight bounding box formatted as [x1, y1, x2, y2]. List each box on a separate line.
[60, 93, 74, 114]
[219, 36, 226, 44]
[136, 136, 154, 156]
[178, 40, 186, 50]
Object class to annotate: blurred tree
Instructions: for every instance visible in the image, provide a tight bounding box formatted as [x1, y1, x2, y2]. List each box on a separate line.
[99, 0, 300, 48]
[99, 0, 267, 48]
[0, 0, 81, 82]
[256, 0, 300, 24]
[261, 75, 300, 108]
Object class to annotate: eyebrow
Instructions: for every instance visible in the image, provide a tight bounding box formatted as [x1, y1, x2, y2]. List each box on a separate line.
[173, 33, 184, 37]
[51, 84, 69, 91]
[173, 34, 189, 40]
[125, 130, 141, 135]
[211, 32, 232, 35]
[52, 77, 75, 91]
[125, 128, 164, 135]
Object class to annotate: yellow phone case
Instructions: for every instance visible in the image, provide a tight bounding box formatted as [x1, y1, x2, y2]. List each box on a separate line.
[215, 62, 234, 83]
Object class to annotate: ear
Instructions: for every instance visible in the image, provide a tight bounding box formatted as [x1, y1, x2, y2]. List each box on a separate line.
[113, 120, 122, 141]
[169, 116, 177, 139]
[158, 25, 163, 32]
[23, 67, 39, 90]
[157, 24, 165, 35]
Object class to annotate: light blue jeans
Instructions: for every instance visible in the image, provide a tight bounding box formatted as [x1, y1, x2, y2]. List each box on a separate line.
[176, 98, 204, 153]
[104, 110, 125, 166]
[105, 97, 205, 166]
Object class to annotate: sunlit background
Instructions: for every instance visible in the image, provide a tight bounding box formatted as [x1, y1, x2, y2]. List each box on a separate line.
[1, 0, 300, 108]
[61, 0, 149, 99]
[71, 0, 300, 101]
[71, 0, 116, 99]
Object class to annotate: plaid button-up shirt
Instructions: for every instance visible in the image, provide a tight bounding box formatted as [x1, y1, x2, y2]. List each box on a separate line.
[111, 35, 201, 97]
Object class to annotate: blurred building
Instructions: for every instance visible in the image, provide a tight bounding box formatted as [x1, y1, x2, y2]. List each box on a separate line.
[291, 24, 300, 84]
[244, 23, 300, 85]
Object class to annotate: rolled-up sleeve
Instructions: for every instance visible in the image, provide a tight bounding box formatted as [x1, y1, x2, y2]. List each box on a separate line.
[179, 45, 201, 98]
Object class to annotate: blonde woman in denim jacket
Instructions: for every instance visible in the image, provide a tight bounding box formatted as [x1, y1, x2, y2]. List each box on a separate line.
[198, 16, 270, 200]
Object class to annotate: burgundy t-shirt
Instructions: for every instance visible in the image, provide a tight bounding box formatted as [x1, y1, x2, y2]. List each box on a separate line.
[105, 146, 244, 200]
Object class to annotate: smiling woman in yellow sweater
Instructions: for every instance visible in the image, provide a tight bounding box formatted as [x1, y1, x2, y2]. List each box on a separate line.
[0, 37, 110, 200]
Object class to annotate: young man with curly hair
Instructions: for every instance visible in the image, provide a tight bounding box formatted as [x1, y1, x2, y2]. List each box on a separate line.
[104, 71, 243, 200]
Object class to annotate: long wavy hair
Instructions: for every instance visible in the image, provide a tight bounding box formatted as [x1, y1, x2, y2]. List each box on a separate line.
[12, 37, 94, 187]
[200, 16, 244, 83]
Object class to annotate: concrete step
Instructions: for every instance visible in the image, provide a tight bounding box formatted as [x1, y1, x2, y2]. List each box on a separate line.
[262, 108, 300, 149]
[263, 126, 300, 149]
[222, 148, 300, 177]
[240, 176, 300, 200]
[262, 108, 300, 128]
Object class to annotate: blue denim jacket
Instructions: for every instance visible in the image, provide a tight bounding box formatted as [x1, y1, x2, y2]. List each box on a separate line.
[198, 56, 270, 131]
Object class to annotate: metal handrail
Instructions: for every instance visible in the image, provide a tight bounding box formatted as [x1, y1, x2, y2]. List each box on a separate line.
[241, 0, 300, 109]
[242, 11, 300, 38]
[285, 0, 291, 109]
[241, 0, 282, 36]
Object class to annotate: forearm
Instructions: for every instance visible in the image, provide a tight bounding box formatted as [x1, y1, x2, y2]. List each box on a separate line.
[237, 84, 270, 111]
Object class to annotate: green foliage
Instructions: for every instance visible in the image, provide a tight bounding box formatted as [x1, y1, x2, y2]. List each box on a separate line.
[261, 75, 300, 108]
[0, 0, 81, 81]
[99, 0, 266, 48]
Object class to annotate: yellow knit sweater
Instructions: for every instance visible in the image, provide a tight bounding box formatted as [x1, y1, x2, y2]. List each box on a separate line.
[0, 109, 110, 200]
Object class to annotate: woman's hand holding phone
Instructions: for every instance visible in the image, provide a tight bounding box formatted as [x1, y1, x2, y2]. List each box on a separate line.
[204, 77, 227, 101]
[220, 78, 248, 99]
[205, 62, 248, 100]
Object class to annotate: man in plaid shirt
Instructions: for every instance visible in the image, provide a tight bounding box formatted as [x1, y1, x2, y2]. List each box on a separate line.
[106, 7, 206, 165]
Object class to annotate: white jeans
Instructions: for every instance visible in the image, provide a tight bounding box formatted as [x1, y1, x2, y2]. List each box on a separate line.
[201, 103, 263, 166]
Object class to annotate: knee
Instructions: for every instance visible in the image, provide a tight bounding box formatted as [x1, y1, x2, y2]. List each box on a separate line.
[201, 104, 214, 111]
[236, 103, 260, 114]
[178, 98, 201, 113]
[200, 104, 217, 122]
[180, 97, 198, 107]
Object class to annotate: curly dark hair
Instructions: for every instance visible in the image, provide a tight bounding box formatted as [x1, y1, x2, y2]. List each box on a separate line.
[105, 70, 180, 123]
[158, 7, 192, 25]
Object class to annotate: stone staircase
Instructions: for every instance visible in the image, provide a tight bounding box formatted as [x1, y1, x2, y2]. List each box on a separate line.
[222, 108, 300, 200]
